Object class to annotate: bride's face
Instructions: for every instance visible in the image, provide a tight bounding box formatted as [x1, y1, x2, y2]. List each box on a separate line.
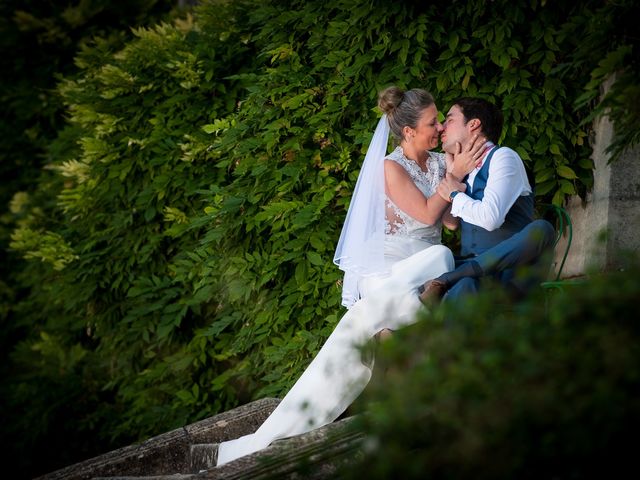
[406, 104, 443, 151]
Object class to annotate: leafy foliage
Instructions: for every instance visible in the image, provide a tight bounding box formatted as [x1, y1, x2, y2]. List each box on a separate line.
[0, 1, 178, 476]
[572, 0, 640, 162]
[340, 261, 640, 479]
[0, 0, 177, 290]
[1, 0, 638, 477]
[0, 0, 175, 202]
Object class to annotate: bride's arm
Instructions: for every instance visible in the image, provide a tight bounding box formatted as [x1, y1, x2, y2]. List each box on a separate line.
[384, 160, 450, 225]
[442, 206, 459, 230]
[384, 137, 485, 226]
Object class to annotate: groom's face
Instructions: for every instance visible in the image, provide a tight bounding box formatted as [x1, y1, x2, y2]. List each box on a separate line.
[441, 105, 471, 154]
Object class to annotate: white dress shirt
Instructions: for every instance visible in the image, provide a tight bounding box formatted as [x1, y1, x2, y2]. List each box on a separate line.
[450, 142, 532, 231]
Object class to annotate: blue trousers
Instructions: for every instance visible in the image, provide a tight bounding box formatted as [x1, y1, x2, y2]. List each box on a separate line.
[443, 219, 556, 301]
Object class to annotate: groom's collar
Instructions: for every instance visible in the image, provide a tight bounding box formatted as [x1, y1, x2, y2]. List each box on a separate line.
[477, 141, 496, 169]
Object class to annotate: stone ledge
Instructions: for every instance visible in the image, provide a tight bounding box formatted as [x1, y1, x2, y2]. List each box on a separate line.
[92, 416, 362, 480]
[37, 398, 280, 480]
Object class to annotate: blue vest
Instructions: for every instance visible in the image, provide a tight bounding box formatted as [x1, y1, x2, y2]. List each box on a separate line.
[460, 146, 534, 257]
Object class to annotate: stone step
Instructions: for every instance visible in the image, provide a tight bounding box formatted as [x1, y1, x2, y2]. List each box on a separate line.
[189, 443, 218, 472]
[206, 417, 363, 480]
[36, 398, 280, 480]
[92, 416, 363, 480]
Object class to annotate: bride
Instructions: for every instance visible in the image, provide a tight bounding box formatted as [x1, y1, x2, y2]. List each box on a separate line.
[216, 86, 484, 466]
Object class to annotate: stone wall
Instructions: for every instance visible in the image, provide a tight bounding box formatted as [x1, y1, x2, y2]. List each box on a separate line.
[553, 78, 640, 278]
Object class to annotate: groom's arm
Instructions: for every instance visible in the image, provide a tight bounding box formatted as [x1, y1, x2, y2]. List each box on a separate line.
[449, 148, 531, 231]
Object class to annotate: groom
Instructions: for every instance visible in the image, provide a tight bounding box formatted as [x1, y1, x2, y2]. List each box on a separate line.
[419, 97, 555, 302]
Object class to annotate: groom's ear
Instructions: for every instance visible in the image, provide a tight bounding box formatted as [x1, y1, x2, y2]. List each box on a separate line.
[468, 118, 482, 133]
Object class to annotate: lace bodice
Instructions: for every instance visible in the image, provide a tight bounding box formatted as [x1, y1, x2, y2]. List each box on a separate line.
[384, 146, 446, 244]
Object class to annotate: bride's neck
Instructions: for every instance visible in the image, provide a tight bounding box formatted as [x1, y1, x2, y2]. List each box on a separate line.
[400, 142, 428, 166]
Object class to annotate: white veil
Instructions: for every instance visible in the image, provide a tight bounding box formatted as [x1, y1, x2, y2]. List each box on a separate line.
[333, 115, 390, 308]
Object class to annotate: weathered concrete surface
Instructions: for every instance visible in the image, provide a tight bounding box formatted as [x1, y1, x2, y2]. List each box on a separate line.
[189, 444, 217, 473]
[206, 417, 362, 480]
[92, 416, 362, 480]
[553, 78, 640, 277]
[37, 398, 280, 480]
[91, 477, 196, 480]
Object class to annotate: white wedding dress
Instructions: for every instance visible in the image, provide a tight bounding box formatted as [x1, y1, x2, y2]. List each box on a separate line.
[216, 148, 453, 465]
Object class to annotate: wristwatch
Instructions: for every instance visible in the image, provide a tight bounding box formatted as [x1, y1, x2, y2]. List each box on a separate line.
[449, 190, 460, 203]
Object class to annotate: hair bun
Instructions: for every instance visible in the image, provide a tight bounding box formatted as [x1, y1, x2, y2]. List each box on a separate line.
[378, 86, 405, 115]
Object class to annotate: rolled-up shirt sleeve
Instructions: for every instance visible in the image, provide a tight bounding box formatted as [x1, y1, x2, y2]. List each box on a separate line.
[450, 147, 532, 231]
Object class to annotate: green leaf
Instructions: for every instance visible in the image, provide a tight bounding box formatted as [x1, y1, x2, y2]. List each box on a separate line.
[307, 251, 324, 266]
[552, 189, 565, 206]
[535, 167, 555, 184]
[557, 165, 578, 180]
[449, 32, 459, 51]
[560, 180, 576, 195]
[535, 180, 556, 196]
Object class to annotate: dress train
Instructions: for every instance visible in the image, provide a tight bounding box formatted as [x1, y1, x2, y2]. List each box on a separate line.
[216, 244, 454, 465]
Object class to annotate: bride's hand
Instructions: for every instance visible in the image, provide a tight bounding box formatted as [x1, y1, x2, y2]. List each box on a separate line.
[437, 174, 466, 202]
[447, 134, 486, 180]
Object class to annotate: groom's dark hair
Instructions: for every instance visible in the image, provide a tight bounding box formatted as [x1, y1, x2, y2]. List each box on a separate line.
[452, 97, 503, 144]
